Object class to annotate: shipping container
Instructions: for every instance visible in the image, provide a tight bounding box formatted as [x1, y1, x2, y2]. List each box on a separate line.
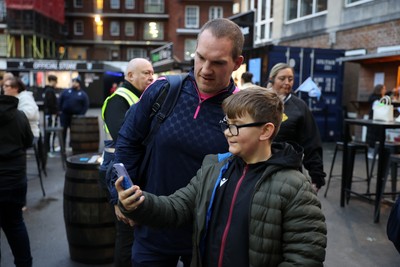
[244, 45, 344, 141]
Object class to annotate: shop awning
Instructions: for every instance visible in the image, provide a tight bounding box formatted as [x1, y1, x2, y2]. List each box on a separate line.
[338, 51, 400, 64]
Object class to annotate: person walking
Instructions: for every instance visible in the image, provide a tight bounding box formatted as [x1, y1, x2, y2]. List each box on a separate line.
[43, 74, 59, 154]
[113, 18, 244, 266]
[0, 94, 34, 267]
[116, 88, 327, 267]
[266, 63, 326, 192]
[58, 76, 89, 149]
[99, 58, 154, 267]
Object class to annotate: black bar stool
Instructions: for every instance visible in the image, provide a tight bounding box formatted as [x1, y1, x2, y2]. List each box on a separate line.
[32, 133, 46, 196]
[324, 141, 370, 198]
[382, 153, 400, 200]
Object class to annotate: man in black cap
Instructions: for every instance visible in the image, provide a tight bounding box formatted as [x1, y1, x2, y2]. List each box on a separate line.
[58, 76, 89, 148]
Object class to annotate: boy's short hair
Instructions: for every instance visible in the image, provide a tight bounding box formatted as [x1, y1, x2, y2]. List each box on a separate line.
[222, 86, 283, 140]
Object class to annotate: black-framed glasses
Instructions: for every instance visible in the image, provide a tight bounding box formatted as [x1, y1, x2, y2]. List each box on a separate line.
[219, 117, 267, 136]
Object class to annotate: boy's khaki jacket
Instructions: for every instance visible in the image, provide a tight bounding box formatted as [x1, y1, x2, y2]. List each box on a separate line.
[120, 144, 327, 267]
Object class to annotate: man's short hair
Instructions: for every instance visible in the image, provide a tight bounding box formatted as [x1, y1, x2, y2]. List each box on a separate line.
[241, 72, 253, 83]
[222, 87, 283, 140]
[48, 75, 57, 82]
[198, 18, 244, 60]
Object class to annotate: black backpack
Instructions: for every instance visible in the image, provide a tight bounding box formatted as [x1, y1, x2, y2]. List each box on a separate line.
[142, 73, 188, 145]
[106, 73, 188, 190]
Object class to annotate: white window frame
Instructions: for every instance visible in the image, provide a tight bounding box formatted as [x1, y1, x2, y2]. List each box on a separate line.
[209, 6, 223, 20]
[127, 48, 147, 60]
[125, 0, 135, 9]
[185, 6, 199, 28]
[254, 0, 273, 45]
[110, 0, 120, 9]
[144, 0, 164, 13]
[74, 20, 84, 35]
[74, 0, 83, 8]
[184, 39, 197, 61]
[345, 0, 374, 7]
[286, 0, 327, 23]
[110, 21, 120, 36]
[125, 21, 135, 36]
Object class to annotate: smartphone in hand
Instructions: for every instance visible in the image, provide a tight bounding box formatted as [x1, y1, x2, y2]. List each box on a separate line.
[113, 163, 133, 190]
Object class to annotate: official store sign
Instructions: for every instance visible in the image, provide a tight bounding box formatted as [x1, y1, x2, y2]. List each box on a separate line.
[7, 60, 102, 71]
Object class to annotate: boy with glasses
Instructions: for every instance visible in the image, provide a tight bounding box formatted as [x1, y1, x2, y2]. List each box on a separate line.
[116, 87, 327, 267]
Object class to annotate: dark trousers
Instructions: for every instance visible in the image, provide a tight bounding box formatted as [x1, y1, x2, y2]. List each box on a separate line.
[44, 114, 59, 152]
[0, 202, 32, 267]
[114, 215, 135, 267]
[132, 242, 191, 267]
[99, 169, 134, 267]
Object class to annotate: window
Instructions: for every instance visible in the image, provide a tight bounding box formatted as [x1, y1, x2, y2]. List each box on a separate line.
[0, 0, 6, 22]
[127, 48, 147, 60]
[0, 35, 6, 57]
[254, 0, 274, 44]
[74, 20, 84, 35]
[209, 6, 223, 20]
[110, 21, 120, 36]
[144, 22, 163, 40]
[144, 0, 164, 13]
[125, 21, 135, 36]
[185, 6, 199, 28]
[111, 0, 120, 9]
[287, 0, 327, 21]
[126, 0, 135, 9]
[74, 0, 83, 8]
[345, 0, 373, 6]
[184, 39, 196, 61]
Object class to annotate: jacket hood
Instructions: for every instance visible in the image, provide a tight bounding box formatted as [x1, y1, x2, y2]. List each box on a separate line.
[0, 95, 19, 123]
[268, 141, 304, 170]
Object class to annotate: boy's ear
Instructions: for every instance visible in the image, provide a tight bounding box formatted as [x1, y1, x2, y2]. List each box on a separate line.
[259, 123, 275, 141]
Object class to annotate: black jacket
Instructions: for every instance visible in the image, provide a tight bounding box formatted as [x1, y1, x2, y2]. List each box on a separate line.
[274, 94, 326, 188]
[0, 95, 33, 203]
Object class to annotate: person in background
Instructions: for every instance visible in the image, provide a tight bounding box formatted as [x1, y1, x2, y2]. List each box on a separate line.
[109, 82, 118, 95]
[367, 84, 387, 157]
[240, 71, 254, 90]
[43, 74, 59, 154]
[3, 77, 40, 139]
[266, 63, 326, 192]
[99, 58, 154, 267]
[0, 94, 34, 267]
[116, 88, 327, 267]
[113, 18, 244, 266]
[1, 72, 15, 95]
[58, 76, 89, 148]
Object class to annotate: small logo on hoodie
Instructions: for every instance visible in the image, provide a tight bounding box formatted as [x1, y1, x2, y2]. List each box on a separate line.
[220, 178, 228, 187]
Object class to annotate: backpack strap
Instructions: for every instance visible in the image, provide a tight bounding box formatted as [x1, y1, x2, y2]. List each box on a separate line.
[142, 73, 188, 146]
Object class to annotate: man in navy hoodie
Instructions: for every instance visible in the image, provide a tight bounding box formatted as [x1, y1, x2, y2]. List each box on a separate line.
[113, 18, 244, 266]
[58, 77, 89, 148]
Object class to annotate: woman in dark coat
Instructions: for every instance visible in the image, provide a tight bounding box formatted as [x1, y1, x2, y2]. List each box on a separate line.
[0, 94, 34, 267]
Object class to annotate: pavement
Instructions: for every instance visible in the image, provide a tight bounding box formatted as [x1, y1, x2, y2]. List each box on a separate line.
[1, 109, 400, 267]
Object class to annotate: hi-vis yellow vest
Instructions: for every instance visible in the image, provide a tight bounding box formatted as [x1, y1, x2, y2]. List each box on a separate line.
[101, 87, 139, 141]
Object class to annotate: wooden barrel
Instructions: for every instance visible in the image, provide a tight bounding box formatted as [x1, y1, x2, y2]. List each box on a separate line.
[70, 116, 99, 155]
[63, 153, 115, 264]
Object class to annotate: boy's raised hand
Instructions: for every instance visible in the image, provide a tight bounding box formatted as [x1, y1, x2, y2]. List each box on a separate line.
[115, 176, 145, 212]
